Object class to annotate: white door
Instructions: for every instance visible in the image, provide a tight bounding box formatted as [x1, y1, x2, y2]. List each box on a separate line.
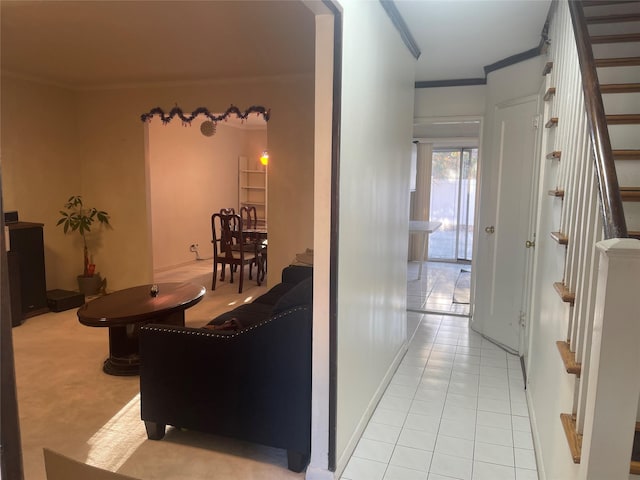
[472, 95, 540, 352]
[519, 87, 546, 362]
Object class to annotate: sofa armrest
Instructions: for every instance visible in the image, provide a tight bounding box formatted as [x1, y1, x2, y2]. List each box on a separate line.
[139, 305, 312, 454]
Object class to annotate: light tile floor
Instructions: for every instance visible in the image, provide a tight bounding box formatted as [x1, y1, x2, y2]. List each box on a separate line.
[340, 313, 538, 480]
[407, 261, 471, 316]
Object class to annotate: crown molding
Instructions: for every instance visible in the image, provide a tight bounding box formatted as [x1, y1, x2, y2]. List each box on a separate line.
[1, 69, 313, 92]
[379, 0, 421, 60]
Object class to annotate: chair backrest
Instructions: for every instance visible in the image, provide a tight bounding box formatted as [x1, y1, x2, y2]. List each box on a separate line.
[219, 207, 235, 215]
[240, 205, 257, 230]
[212, 212, 243, 258]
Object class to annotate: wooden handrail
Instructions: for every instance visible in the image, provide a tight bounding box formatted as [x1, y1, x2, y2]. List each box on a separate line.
[568, 1, 628, 239]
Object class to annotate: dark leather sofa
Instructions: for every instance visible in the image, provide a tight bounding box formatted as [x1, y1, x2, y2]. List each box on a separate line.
[138, 265, 313, 472]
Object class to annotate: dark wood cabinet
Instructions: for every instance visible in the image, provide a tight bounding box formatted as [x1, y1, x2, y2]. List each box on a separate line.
[7, 251, 22, 326]
[7, 222, 48, 321]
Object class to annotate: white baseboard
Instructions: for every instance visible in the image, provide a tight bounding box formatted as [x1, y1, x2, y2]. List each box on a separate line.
[526, 386, 547, 480]
[305, 466, 336, 480]
[333, 341, 409, 478]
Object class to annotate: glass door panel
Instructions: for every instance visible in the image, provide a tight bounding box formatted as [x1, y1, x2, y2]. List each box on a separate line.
[428, 148, 477, 261]
[457, 149, 477, 261]
[429, 150, 460, 260]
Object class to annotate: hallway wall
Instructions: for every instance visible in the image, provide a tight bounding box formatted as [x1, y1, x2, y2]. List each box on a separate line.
[335, 0, 417, 473]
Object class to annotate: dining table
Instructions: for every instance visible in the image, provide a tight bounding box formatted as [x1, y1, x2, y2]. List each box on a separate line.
[409, 220, 442, 279]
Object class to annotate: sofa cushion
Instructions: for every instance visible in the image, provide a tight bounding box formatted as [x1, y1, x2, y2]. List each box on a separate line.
[207, 302, 274, 331]
[281, 265, 313, 285]
[273, 276, 313, 315]
[253, 282, 296, 306]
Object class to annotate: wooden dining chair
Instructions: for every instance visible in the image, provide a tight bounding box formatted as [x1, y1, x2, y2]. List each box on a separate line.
[240, 205, 267, 281]
[211, 211, 259, 293]
[240, 205, 257, 230]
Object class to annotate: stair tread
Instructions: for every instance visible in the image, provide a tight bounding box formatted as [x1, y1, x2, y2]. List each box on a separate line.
[548, 189, 565, 198]
[556, 341, 582, 375]
[561, 413, 640, 473]
[560, 413, 582, 464]
[586, 12, 640, 23]
[542, 62, 553, 76]
[546, 117, 559, 128]
[621, 187, 640, 201]
[614, 149, 640, 159]
[591, 33, 640, 44]
[544, 87, 557, 101]
[607, 114, 640, 124]
[546, 151, 562, 160]
[583, 0, 640, 5]
[551, 231, 569, 245]
[554, 281, 576, 305]
[601, 83, 640, 93]
[596, 57, 640, 67]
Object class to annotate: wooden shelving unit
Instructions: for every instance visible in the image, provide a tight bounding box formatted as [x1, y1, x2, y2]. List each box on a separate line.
[238, 155, 267, 226]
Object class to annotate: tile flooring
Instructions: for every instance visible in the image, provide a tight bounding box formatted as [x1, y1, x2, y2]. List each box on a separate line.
[407, 261, 471, 316]
[339, 263, 538, 480]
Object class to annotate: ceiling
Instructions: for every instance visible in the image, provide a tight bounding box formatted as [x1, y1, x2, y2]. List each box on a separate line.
[395, 0, 552, 83]
[2, 0, 551, 89]
[0, 0, 317, 89]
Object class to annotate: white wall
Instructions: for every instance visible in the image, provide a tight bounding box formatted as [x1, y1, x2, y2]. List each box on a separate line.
[414, 85, 486, 118]
[335, 0, 416, 473]
[148, 121, 266, 270]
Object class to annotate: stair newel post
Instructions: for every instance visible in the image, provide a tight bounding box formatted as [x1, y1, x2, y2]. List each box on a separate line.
[579, 238, 640, 480]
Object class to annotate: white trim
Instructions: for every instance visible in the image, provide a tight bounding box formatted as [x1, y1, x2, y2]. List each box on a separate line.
[526, 386, 547, 480]
[412, 137, 478, 147]
[413, 115, 482, 126]
[333, 342, 409, 478]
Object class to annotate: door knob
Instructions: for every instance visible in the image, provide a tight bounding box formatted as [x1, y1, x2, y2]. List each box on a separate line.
[526, 240, 535, 248]
[485, 226, 495, 234]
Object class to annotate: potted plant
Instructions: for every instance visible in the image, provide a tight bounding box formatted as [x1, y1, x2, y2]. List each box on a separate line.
[57, 195, 111, 295]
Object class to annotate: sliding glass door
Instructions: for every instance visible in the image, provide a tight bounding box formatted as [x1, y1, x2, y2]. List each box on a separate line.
[428, 148, 477, 262]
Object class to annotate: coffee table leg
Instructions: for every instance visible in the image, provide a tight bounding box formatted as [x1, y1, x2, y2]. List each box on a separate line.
[104, 325, 140, 376]
[103, 311, 186, 376]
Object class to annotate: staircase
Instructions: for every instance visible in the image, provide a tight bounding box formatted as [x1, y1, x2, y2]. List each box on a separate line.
[539, 0, 640, 477]
[587, 0, 640, 241]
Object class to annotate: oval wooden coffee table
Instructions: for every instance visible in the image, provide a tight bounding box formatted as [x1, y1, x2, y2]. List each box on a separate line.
[78, 282, 205, 376]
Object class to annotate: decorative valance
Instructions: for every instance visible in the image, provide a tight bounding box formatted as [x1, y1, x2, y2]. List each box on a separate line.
[140, 105, 270, 125]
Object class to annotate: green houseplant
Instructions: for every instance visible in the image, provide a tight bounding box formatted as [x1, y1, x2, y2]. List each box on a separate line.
[57, 195, 111, 294]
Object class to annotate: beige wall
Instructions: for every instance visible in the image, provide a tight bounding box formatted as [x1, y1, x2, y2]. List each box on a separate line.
[2, 75, 314, 292]
[148, 121, 266, 270]
[335, 0, 417, 472]
[1, 76, 83, 290]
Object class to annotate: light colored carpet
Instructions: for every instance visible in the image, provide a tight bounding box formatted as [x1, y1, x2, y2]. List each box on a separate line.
[12, 262, 306, 480]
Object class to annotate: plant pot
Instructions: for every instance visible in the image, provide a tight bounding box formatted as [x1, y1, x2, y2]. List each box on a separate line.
[77, 273, 103, 296]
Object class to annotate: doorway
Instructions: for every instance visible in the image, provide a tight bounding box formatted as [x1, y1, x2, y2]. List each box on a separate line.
[146, 113, 267, 274]
[408, 133, 480, 317]
[472, 95, 540, 352]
